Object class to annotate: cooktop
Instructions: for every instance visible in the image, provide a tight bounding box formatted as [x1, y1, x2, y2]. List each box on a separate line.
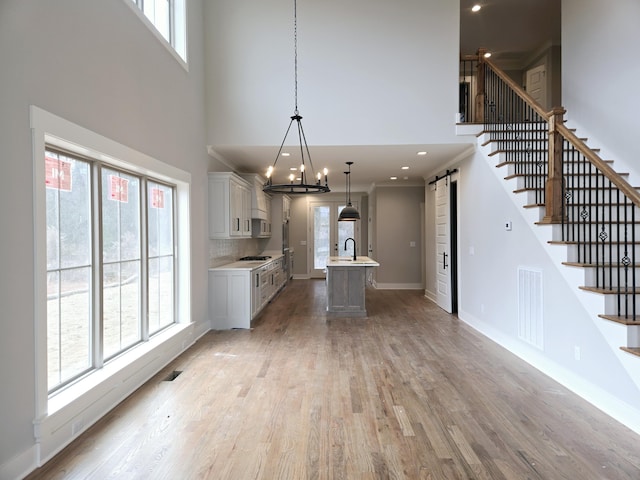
[239, 255, 272, 261]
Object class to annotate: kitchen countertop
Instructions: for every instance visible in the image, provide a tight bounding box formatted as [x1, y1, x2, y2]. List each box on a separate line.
[326, 256, 380, 267]
[209, 253, 284, 271]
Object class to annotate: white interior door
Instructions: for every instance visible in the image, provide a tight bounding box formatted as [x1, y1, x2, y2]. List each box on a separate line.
[309, 202, 357, 278]
[526, 64, 547, 109]
[435, 178, 452, 312]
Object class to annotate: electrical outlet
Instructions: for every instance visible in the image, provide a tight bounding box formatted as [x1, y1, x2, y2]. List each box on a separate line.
[505, 221, 512, 231]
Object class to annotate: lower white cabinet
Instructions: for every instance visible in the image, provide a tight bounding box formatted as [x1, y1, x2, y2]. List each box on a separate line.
[209, 256, 288, 329]
[209, 269, 252, 329]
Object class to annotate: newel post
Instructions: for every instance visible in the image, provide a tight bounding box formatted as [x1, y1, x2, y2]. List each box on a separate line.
[474, 49, 486, 123]
[542, 107, 567, 223]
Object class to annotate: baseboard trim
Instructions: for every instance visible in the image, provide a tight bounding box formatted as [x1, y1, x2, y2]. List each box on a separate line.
[375, 283, 423, 290]
[457, 308, 640, 436]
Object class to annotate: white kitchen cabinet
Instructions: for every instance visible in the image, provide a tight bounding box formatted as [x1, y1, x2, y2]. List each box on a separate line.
[209, 255, 289, 329]
[208, 172, 252, 239]
[209, 269, 252, 329]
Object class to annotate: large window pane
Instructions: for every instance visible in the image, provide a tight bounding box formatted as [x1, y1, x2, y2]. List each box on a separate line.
[149, 256, 174, 333]
[148, 182, 175, 333]
[103, 262, 141, 358]
[102, 169, 142, 358]
[45, 152, 92, 391]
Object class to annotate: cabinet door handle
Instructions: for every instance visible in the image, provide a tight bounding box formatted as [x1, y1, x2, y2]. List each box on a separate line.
[443, 252, 448, 269]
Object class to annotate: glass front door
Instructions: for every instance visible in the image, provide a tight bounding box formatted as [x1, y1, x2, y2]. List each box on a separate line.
[309, 202, 357, 277]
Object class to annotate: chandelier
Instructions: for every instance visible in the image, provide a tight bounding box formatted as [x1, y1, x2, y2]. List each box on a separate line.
[263, 0, 330, 195]
[338, 161, 360, 221]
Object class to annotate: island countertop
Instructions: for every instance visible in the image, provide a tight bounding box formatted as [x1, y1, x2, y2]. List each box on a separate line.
[326, 256, 380, 267]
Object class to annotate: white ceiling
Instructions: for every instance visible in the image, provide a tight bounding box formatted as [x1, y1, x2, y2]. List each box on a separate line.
[210, 0, 560, 193]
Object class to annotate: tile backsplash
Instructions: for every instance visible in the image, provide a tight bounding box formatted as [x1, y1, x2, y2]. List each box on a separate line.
[209, 238, 270, 267]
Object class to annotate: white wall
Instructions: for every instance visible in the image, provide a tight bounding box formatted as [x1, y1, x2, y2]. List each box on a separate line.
[454, 149, 640, 431]
[562, 0, 640, 179]
[0, 1, 210, 476]
[204, 0, 462, 149]
[374, 186, 425, 288]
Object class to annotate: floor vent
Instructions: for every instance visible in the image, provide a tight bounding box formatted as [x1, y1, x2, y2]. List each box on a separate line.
[163, 370, 183, 382]
[518, 267, 544, 350]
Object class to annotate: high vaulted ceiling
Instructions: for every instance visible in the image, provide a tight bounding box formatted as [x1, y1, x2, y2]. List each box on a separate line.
[209, 0, 560, 193]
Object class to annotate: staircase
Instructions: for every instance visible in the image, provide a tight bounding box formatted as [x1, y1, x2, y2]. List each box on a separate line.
[467, 54, 640, 357]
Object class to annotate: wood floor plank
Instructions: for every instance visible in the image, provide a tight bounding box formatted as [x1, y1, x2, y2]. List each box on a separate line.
[25, 280, 640, 480]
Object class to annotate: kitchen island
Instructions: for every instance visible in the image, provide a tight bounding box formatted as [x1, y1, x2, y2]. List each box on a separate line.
[325, 256, 380, 317]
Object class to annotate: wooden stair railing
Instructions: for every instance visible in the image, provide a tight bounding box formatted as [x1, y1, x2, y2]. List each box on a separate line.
[466, 50, 640, 344]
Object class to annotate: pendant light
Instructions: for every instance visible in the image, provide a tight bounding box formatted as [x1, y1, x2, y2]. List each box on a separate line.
[263, 0, 330, 195]
[338, 161, 360, 221]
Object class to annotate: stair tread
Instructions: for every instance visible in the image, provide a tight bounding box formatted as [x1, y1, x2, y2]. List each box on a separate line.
[563, 262, 640, 268]
[620, 347, 640, 357]
[496, 159, 614, 167]
[579, 286, 640, 294]
[600, 315, 640, 325]
[489, 147, 600, 155]
[549, 240, 640, 245]
[545, 220, 640, 225]
[514, 186, 640, 193]
[504, 172, 629, 180]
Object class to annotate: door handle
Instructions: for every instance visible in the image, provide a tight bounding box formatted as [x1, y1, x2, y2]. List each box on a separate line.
[443, 252, 448, 269]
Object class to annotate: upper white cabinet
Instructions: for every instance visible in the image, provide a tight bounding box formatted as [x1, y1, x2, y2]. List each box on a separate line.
[208, 172, 252, 239]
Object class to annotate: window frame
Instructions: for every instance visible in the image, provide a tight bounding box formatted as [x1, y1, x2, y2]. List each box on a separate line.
[124, 0, 188, 68]
[31, 106, 191, 422]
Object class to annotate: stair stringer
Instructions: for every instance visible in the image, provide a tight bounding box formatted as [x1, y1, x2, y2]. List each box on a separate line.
[477, 132, 640, 390]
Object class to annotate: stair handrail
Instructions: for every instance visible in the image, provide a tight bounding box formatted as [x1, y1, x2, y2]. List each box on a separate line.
[480, 52, 550, 123]
[555, 122, 640, 208]
[475, 49, 640, 213]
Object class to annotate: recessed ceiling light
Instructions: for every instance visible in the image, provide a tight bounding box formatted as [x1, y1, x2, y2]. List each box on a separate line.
[289, 167, 297, 171]
[472, 5, 481, 13]
[390, 176, 398, 180]
[401, 166, 410, 170]
[281, 152, 290, 157]
[417, 151, 427, 156]
[484, 52, 492, 58]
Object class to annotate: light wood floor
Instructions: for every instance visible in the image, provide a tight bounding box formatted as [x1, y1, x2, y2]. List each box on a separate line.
[26, 280, 640, 479]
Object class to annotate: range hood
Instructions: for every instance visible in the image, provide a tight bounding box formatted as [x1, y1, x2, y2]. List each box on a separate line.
[240, 173, 268, 220]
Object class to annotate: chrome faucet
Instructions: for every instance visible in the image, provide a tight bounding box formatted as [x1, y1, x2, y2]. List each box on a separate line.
[344, 237, 357, 261]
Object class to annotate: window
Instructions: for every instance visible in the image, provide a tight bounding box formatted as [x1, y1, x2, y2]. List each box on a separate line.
[127, 0, 187, 64]
[45, 149, 177, 394]
[46, 152, 93, 390]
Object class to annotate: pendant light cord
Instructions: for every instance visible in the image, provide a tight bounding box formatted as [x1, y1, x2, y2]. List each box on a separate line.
[293, 0, 299, 115]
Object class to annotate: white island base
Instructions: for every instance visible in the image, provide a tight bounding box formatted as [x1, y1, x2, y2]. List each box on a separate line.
[325, 256, 379, 317]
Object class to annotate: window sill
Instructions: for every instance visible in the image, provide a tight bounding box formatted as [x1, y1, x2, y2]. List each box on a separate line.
[48, 322, 191, 416]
